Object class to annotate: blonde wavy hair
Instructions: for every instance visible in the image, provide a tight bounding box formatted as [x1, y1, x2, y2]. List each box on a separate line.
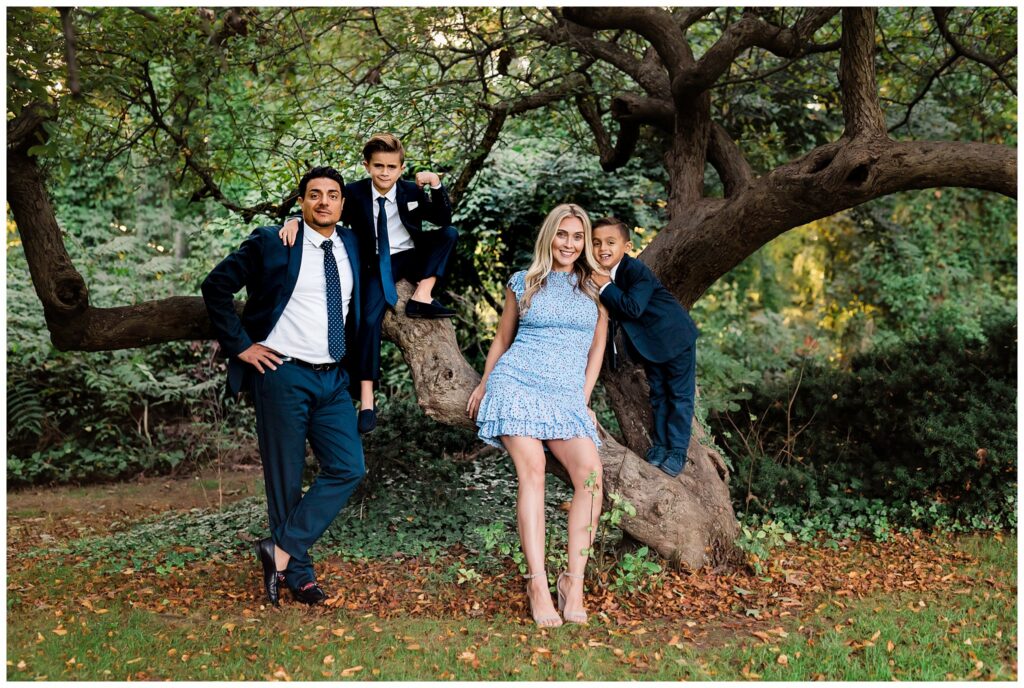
[519, 203, 601, 314]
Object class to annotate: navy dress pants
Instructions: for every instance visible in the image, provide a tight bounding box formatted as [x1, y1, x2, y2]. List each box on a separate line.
[358, 225, 458, 381]
[252, 362, 365, 589]
[642, 341, 697, 455]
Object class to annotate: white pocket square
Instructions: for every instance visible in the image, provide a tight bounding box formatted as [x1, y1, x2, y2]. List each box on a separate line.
[407, 201, 419, 211]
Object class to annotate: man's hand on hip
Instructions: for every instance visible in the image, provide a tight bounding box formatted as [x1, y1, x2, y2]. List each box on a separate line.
[239, 344, 284, 374]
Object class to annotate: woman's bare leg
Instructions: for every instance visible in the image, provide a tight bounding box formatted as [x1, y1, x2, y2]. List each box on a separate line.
[547, 437, 603, 617]
[502, 435, 560, 626]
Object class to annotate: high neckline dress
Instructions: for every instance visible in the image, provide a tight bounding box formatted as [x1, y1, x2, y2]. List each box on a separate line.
[475, 269, 601, 449]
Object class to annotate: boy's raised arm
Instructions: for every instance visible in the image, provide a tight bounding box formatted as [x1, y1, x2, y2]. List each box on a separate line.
[415, 171, 452, 228]
[598, 269, 656, 321]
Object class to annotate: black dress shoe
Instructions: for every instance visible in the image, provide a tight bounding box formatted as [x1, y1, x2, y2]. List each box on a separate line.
[291, 581, 328, 605]
[405, 299, 456, 319]
[357, 408, 377, 434]
[256, 537, 280, 605]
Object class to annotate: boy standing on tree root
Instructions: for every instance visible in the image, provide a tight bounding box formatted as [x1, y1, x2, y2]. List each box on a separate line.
[590, 217, 699, 477]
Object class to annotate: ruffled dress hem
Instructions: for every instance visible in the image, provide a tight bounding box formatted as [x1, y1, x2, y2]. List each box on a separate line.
[477, 418, 601, 450]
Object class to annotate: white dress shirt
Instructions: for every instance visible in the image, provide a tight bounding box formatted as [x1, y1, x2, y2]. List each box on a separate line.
[262, 224, 354, 363]
[369, 182, 443, 255]
[371, 184, 416, 255]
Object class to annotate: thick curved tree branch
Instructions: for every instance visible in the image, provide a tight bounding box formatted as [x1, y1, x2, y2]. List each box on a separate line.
[707, 122, 753, 196]
[562, 7, 694, 79]
[645, 137, 1016, 307]
[611, 93, 675, 130]
[671, 8, 838, 96]
[805, 38, 842, 54]
[534, 20, 670, 98]
[574, 93, 642, 172]
[675, 7, 717, 33]
[933, 7, 1017, 94]
[8, 102, 56, 154]
[8, 141, 219, 350]
[838, 8, 887, 139]
[574, 93, 611, 156]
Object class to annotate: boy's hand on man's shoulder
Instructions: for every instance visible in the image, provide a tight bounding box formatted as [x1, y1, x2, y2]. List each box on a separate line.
[414, 171, 442, 188]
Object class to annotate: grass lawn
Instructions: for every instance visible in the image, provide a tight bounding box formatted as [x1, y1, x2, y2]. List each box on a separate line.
[7, 533, 1015, 681]
[6, 467, 1017, 680]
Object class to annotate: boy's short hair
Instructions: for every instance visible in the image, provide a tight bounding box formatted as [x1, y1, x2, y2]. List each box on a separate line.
[593, 216, 631, 242]
[298, 166, 345, 198]
[362, 133, 405, 164]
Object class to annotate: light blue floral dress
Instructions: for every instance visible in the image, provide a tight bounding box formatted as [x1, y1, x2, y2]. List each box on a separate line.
[476, 269, 601, 449]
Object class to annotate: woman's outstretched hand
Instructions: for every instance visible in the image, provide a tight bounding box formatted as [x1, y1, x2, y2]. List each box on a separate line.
[467, 381, 486, 420]
[279, 218, 301, 246]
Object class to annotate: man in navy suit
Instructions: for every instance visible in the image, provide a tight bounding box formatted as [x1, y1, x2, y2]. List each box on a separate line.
[591, 217, 700, 477]
[281, 133, 458, 434]
[202, 167, 365, 606]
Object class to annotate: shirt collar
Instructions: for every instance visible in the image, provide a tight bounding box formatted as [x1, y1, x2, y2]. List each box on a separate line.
[371, 184, 398, 204]
[302, 222, 339, 247]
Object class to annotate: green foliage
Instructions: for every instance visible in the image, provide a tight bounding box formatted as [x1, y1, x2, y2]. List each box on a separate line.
[7, 440, 187, 486]
[722, 309, 1017, 532]
[55, 497, 267, 574]
[5, 339, 254, 486]
[6, 383, 44, 442]
[52, 404, 655, 586]
[735, 521, 794, 575]
[453, 133, 668, 318]
[609, 546, 662, 593]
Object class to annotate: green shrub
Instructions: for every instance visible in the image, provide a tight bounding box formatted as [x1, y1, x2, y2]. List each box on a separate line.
[720, 308, 1017, 528]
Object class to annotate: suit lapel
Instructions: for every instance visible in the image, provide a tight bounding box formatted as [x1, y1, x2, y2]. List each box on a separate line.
[359, 180, 375, 240]
[613, 254, 632, 285]
[268, 219, 304, 328]
[395, 181, 410, 228]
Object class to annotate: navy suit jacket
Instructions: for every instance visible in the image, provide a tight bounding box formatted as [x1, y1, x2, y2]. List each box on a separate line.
[201, 221, 362, 397]
[599, 254, 699, 364]
[342, 178, 453, 271]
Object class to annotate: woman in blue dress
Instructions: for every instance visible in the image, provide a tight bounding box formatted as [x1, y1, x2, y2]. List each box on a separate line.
[467, 203, 608, 627]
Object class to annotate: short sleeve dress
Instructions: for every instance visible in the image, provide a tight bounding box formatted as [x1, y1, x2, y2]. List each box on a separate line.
[475, 269, 601, 449]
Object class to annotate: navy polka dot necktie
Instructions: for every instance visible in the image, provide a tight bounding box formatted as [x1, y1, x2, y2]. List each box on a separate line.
[320, 240, 346, 362]
[377, 197, 399, 307]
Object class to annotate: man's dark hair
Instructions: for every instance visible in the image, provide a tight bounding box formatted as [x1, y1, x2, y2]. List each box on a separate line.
[593, 216, 630, 242]
[298, 166, 345, 198]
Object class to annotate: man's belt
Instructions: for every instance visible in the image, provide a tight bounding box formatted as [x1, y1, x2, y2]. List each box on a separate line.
[285, 357, 341, 372]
